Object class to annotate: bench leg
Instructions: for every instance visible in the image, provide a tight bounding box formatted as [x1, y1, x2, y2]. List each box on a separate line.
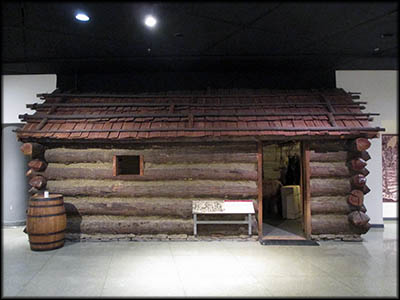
[248, 214, 252, 236]
[193, 214, 197, 236]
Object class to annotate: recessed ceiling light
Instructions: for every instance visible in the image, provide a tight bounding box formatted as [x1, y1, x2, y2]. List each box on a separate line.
[75, 13, 90, 22]
[144, 15, 157, 27]
[373, 47, 380, 52]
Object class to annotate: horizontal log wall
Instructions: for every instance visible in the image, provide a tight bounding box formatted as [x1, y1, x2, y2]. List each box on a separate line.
[47, 179, 257, 198]
[43, 163, 257, 181]
[66, 215, 194, 235]
[310, 196, 351, 214]
[66, 215, 257, 235]
[311, 215, 354, 235]
[44, 144, 256, 163]
[310, 162, 349, 178]
[44, 143, 259, 236]
[310, 178, 351, 196]
[309, 139, 372, 237]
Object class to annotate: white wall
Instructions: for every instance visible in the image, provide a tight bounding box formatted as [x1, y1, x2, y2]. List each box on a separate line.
[2, 74, 56, 226]
[2, 74, 57, 124]
[336, 70, 398, 223]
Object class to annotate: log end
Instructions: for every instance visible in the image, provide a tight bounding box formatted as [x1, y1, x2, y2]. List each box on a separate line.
[351, 174, 367, 189]
[348, 211, 370, 227]
[27, 159, 48, 171]
[20, 143, 33, 156]
[348, 190, 364, 207]
[20, 143, 45, 158]
[363, 185, 371, 195]
[29, 175, 47, 190]
[355, 138, 371, 152]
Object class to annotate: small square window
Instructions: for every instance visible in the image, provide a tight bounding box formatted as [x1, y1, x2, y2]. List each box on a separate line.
[113, 155, 143, 176]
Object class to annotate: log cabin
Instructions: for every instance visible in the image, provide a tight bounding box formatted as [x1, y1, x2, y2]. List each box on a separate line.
[15, 88, 384, 242]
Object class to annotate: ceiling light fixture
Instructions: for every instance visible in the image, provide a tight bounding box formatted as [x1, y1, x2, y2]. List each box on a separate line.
[144, 15, 157, 28]
[75, 13, 90, 22]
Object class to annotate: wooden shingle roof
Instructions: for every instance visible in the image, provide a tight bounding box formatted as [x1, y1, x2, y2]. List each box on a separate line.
[16, 88, 384, 143]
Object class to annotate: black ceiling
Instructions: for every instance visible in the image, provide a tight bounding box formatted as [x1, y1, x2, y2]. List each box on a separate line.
[2, 1, 398, 76]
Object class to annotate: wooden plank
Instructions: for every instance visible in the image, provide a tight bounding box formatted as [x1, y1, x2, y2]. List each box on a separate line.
[45, 123, 61, 138]
[299, 144, 305, 233]
[319, 94, 338, 127]
[112, 156, 117, 177]
[17, 126, 385, 135]
[149, 120, 162, 139]
[36, 118, 48, 130]
[301, 142, 312, 239]
[108, 122, 123, 139]
[69, 122, 86, 139]
[118, 122, 133, 139]
[257, 141, 263, 239]
[79, 123, 93, 139]
[36, 92, 363, 99]
[139, 155, 144, 176]
[20, 111, 380, 121]
[29, 102, 367, 109]
[87, 123, 106, 139]
[99, 122, 113, 139]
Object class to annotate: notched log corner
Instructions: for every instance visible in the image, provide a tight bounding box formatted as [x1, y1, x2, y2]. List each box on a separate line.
[28, 159, 48, 171]
[29, 175, 47, 189]
[20, 143, 45, 158]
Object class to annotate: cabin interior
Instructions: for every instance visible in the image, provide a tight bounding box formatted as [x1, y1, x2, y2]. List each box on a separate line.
[261, 141, 304, 240]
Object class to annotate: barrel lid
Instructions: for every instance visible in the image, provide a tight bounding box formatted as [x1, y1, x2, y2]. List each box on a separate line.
[31, 193, 63, 200]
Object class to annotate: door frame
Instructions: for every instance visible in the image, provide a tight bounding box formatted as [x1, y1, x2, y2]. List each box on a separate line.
[300, 141, 312, 239]
[257, 140, 312, 240]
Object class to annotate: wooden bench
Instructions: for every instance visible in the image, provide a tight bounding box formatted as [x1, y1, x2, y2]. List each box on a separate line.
[192, 200, 255, 236]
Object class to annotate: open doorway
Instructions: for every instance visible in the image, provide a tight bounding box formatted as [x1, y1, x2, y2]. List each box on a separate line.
[261, 141, 304, 240]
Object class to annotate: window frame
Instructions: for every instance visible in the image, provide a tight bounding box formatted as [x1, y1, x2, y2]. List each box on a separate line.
[113, 155, 144, 177]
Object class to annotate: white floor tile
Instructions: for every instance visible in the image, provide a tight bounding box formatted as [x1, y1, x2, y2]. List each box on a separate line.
[17, 275, 105, 297]
[2, 221, 398, 297]
[102, 274, 185, 297]
[258, 275, 359, 297]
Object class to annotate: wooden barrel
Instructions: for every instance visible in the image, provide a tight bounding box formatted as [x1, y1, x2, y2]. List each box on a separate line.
[26, 194, 67, 251]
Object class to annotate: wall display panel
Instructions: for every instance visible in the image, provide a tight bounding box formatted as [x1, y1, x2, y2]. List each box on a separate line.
[382, 134, 398, 203]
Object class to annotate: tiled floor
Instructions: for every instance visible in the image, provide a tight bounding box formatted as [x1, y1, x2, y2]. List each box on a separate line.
[2, 221, 398, 297]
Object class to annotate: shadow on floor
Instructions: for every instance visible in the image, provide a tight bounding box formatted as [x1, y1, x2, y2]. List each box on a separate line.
[262, 214, 304, 239]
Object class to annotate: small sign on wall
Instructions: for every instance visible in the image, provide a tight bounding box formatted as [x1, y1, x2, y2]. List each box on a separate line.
[382, 134, 398, 202]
